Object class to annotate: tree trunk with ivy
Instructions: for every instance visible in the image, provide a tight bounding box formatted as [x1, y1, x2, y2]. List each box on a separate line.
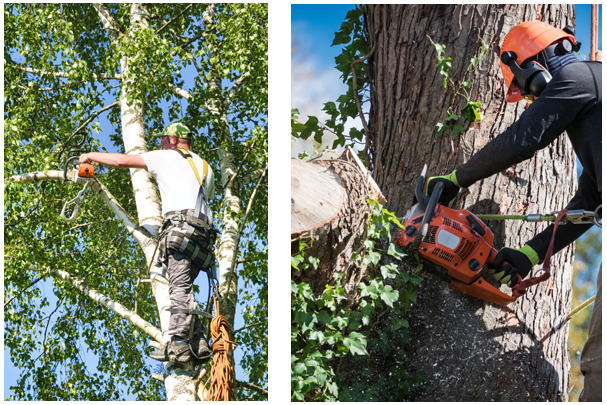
[365, 4, 576, 401]
[291, 149, 384, 296]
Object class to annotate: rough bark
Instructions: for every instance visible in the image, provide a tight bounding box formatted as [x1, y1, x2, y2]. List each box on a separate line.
[365, 4, 575, 401]
[291, 149, 381, 296]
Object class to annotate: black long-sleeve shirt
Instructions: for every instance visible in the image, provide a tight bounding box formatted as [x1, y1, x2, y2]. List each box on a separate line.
[456, 61, 602, 262]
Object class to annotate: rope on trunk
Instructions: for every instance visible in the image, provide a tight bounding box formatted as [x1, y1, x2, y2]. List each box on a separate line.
[202, 293, 237, 401]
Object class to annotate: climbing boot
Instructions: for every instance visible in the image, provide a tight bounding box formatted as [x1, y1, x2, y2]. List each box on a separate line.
[150, 336, 192, 363]
[190, 333, 211, 361]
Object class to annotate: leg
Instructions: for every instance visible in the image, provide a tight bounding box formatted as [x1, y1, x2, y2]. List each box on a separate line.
[167, 249, 203, 338]
[150, 249, 205, 363]
[579, 264, 602, 402]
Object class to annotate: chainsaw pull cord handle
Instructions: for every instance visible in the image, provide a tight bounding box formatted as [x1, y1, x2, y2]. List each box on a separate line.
[61, 181, 90, 222]
[511, 208, 568, 297]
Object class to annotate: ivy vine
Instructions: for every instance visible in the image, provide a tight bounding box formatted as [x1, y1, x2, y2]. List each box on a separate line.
[428, 35, 490, 139]
[291, 199, 424, 401]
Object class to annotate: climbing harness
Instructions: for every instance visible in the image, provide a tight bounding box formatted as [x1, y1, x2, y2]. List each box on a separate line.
[60, 150, 95, 223]
[203, 290, 237, 401]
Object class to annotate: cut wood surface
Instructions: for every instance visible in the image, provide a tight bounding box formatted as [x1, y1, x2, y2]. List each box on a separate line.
[291, 159, 344, 234]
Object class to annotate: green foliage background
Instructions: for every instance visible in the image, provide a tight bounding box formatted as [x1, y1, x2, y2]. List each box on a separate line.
[4, 3, 267, 400]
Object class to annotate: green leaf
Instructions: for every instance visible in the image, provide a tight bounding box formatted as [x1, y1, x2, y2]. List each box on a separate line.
[291, 255, 304, 269]
[434, 43, 446, 56]
[391, 318, 409, 331]
[380, 285, 399, 308]
[343, 331, 368, 356]
[451, 123, 464, 139]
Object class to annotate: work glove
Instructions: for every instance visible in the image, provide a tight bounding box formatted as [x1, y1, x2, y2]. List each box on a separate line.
[426, 170, 460, 205]
[487, 244, 540, 287]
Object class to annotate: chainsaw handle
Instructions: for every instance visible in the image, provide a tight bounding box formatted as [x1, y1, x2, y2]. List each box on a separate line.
[415, 164, 430, 208]
[413, 180, 443, 248]
[63, 150, 89, 181]
[63, 156, 80, 182]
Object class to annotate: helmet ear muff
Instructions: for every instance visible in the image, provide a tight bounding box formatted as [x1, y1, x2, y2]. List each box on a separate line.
[501, 51, 552, 98]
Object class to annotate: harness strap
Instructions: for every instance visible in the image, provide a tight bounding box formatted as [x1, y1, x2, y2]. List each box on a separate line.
[173, 148, 210, 220]
[512, 209, 568, 297]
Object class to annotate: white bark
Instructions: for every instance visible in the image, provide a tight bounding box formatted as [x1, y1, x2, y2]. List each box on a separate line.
[49, 265, 163, 342]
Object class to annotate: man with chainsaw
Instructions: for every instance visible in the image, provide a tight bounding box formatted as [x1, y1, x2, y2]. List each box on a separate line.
[427, 22, 601, 401]
[79, 122, 216, 365]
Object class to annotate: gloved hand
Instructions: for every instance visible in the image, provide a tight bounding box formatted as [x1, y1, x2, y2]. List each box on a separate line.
[426, 169, 460, 204]
[487, 244, 540, 287]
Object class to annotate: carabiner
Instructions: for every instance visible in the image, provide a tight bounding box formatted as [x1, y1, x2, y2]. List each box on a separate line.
[60, 181, 90, 222]
[594, 204, 602, 228]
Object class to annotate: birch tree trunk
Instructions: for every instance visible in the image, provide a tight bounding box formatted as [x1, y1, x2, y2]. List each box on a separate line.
[365, 4, 576, 400]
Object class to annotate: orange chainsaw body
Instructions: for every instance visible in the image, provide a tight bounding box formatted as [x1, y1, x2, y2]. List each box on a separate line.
[394, 204, 518, 306]
[78, 163, 94, 178]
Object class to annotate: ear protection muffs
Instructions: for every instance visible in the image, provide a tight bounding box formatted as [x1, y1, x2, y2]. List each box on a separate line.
[501, 51, 552, 98]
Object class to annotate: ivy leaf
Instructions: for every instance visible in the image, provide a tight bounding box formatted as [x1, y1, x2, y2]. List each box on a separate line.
[451, 123, 464, 139]
[380, 263, 399, 279]
[391, 318, 409, 331]
[387, 243, 405, 259]
[380, 285, 399, 308]
[435, 120, 446, 134]
[291, 255, 304, 269]
[436, 56, 452, 76]
[343, 331, 368, 356]
[434, 43, 446, 56]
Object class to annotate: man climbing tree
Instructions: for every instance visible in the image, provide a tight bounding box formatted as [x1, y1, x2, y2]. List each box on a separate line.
[79, 122, 217, 365]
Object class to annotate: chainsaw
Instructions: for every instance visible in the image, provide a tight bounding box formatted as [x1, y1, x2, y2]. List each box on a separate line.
[60, 150, 95, 222]
[393, 165, 528, 306]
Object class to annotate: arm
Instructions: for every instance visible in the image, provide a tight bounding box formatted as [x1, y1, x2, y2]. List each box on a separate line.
[80, 152, 148, 170]
[456, 64, 592, 187]
[527, 169, 601, 262]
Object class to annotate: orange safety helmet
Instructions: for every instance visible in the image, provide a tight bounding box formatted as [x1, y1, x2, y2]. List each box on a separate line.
[500, 21, 576, 102]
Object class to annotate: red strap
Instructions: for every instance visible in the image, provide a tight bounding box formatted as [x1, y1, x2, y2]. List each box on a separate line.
[511, 209, 568, 297]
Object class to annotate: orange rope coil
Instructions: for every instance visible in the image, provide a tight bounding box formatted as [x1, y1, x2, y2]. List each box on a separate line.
[203, 296, 237, 401]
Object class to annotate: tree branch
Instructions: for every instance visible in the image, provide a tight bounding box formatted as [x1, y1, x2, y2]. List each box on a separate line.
[14, 64, 121, 81]
[4, 270, 49, 308]
[226, 163, 268, 294]
[234, 380, 268, 396]
[156, 4, 193, 34]
[224, 72, 251, 109]
[223, 141, 256, 189]
[232, 322, 263, 335]
[92, 3, 124, 40]
[240, 168, 265, 186]
[34, 264, 163, 342]
[7, 171, 153, 251]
